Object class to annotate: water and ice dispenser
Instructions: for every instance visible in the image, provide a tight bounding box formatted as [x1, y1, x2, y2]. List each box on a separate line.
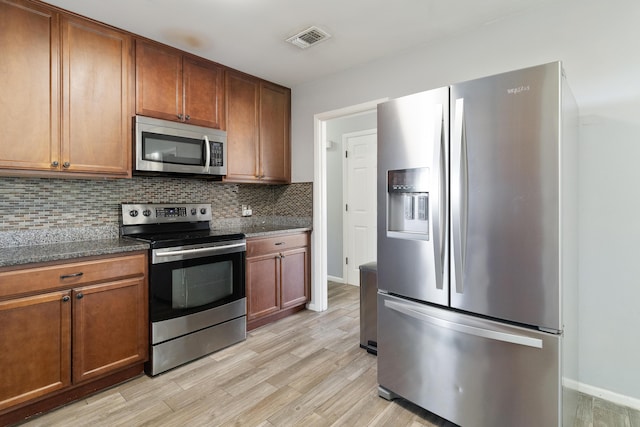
[387, 168, 430, 240]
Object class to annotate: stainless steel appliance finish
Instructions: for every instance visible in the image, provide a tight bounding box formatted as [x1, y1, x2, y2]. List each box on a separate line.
[376, 62, 579, 427]
[134, 115, 227, 177]
[450, 65, 562, 331]
[150, 315, 246, 376]
[148, 299, 246, 376]
[359, 262, 378, 354]
[151, 239, 246, 264]
[122, 202, 213, 225]
[378, 293, 560, 427]
[121, 203, 246, 376]
[377, 88, 449, 307]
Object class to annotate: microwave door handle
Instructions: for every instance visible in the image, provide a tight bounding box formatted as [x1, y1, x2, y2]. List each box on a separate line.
[203, 135, 211, 169]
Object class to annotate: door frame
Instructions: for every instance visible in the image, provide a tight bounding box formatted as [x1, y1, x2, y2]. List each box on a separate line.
[311, 99, 387, 311]
[342, 128, 377, 286]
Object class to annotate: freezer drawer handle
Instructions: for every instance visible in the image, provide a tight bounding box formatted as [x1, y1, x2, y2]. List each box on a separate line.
[385, 299, 543, 349]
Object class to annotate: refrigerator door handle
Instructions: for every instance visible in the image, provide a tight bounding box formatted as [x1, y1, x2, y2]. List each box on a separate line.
[384, 299, 543, 349]
[432, 104, 445, 290]
[451, 98, 468, 294]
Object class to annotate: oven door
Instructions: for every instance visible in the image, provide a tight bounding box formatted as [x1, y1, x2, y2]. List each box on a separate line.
[149, 241, 245, 323]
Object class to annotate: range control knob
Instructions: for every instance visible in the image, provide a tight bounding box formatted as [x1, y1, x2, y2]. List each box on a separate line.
[200, 208, 207, 215]
[191, 208, 197, 215]
[129, 210, 139, 217]
[142, 209, 151, 217]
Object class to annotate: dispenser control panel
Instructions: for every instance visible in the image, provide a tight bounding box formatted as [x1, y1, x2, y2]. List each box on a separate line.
[387, 168, 430, 240]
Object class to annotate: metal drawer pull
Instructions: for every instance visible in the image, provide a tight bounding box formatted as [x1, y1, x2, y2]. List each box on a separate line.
[76, 293, 84, 299]
[275, 242, 285, 246]
[60, 272, 84, 280]
[62, 295, 70, 302]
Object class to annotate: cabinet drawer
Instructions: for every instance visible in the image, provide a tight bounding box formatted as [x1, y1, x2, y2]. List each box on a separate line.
[0, 253, 147, 299]
[247, 232, 309, 258]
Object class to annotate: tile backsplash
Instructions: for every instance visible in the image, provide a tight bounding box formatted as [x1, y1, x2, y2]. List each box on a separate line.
[0, 176, 312, 237]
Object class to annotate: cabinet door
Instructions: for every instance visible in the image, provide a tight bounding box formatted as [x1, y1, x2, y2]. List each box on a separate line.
[0, 291, 71, 411]
[246, 253, 280, 321]
[280, 246, 310, 309]
[259, 82, 291, 183]
[61, 16, 132, 176]
[184, 57, 225, 129]
[225, 70, 260, 182]
[0, 0, 60, 172]
[135, 40, 182, 122]
[72, 277, 147, 383]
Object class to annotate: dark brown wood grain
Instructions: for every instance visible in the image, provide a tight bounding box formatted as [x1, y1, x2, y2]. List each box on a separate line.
[245, 232, 310, 330]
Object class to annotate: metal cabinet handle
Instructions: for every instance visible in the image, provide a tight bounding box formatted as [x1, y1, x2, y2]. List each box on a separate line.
[451, 98, 468, 294]
[62, 295, 70, 302]
[432, 104, 445, 291]
[275, 242, 285, 246]
[185, 115, 190, 121]
[76, 293, 84, 299]
[60, 272, 83, 280]
[52, 161, 59, 167]
[63, 162, 70, 168]
[177, 114, 184, 120]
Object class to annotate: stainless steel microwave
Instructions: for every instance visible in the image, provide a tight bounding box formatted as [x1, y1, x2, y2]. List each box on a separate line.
[134, 115, 227, 176]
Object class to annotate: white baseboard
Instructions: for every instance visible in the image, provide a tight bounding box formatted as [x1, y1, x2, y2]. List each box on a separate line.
[576, 381, 640, 410]
[327, 275, 345, 283]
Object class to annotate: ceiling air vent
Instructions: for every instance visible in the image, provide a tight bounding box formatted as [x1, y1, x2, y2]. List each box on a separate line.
[286, 26, 331, 49]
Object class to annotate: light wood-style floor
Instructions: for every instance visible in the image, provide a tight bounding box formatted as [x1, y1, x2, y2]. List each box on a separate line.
[20, 282, 639, 427]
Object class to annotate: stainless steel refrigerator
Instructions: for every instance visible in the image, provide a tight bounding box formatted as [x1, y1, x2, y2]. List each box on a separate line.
[376, 61, 579, 427]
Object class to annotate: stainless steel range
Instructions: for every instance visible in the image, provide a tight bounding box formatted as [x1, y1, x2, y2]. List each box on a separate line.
[121, 203, 246, 376]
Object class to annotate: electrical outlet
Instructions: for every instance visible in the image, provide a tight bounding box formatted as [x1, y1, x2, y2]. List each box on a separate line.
[242, 205, 252, 217]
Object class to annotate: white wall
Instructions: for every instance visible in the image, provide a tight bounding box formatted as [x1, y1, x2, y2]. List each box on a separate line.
[291, 0, 640, 402]
[326, 113, 377, 280]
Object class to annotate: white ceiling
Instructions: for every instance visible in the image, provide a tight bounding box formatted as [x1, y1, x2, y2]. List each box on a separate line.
[45, 0, 555, 87]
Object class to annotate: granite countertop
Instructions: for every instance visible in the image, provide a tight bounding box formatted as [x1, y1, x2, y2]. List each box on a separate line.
[217, 224, 312, 238]
[0, 223, 311, 269]
[0, 239, 149, 269]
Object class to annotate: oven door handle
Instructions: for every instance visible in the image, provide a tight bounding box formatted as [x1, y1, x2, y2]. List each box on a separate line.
[155, 243, 246, 259]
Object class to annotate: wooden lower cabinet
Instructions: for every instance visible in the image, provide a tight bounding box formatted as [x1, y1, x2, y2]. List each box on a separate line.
[72, 277, 147, 384]
[0, 252, 148, 425]
[0, 291, 72, 411]
[246, 232, 310, 330]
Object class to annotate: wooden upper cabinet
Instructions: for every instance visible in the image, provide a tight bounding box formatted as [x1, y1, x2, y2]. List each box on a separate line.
[0, 0, 59, 172]
[183, 57, 225, 129]
[135, 41, 181, 121]
[225, 70, 291, 184]
[0, 0, 132, 178]
[225, 70, 260, 182]
[259, 82, 291, 183]
[135, 39, 225, 129]
[61, 16, 132, 176]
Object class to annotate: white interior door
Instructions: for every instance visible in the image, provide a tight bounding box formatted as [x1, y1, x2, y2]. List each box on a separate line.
[343, 129, 377, 286]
